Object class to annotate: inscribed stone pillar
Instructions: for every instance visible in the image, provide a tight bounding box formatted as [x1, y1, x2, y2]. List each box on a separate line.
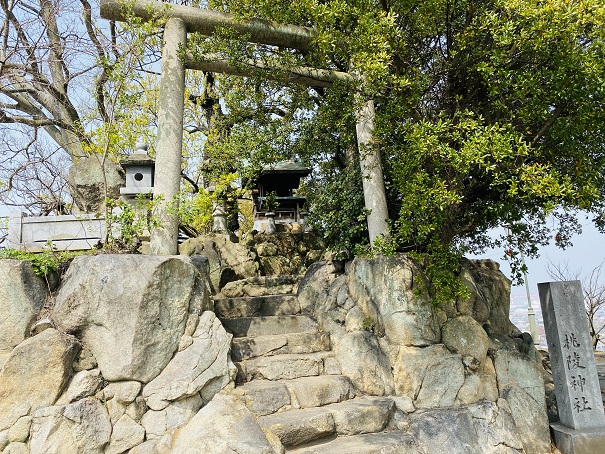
[150, 18, 187, 255]
[538, 281, 605, 454]
[355, 99, 390, 244]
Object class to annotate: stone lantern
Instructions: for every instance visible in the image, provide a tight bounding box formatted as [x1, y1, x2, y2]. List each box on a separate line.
[120, 143, 155, 198]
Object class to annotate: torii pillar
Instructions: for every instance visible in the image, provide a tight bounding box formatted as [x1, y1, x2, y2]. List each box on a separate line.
[150, 18, 186, 255]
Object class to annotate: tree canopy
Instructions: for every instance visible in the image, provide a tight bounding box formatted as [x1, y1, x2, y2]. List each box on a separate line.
[184, 0, 605, 287]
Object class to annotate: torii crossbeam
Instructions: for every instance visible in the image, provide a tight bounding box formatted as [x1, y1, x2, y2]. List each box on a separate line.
[100, 0, 390, 254]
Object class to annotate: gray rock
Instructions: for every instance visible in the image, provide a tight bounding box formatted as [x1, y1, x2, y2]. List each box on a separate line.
[170, 393, 274, 454]
[3, 442, 28, 454]
[346, 255, 440, 346]
[57, 368, 103, 404]
[335, 331, 394, 396]
[441, 315, 489, 363]
[287, 375, 354, 409]
[259, 406, 335, 447]
[234, 381, 291, 416]
[126, 396, 148, 422]
[107, 414, 145, 454]
[102, 381, 142, 404]
[141, 394, 203, 439]
[69, 156, 124, 213]
[0, 329, 79, 431]
[394, 344, 450, 399]
[142, 311, 234, 410]
[7, 416, 31, 443]
[237, 352, 329, 382]
[328, 397, 394, 435]
[53, 255, 195, 382]
[30, 398, 112, 454]
[0, 260, 47, 354]
[493, 350, 550, 454]
[287, 431, 424, 453]
[415, 355, 465, 408]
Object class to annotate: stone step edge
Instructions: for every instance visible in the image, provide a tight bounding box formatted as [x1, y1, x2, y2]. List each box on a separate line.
[259, 396, 396, 448]
[231, 331, 331, 361]
[234, 375, 356, 416]
[235, 351, 340, 383]
[222, 315, 319, 338]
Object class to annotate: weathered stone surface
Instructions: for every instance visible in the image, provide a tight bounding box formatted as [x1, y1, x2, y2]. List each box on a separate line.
[335, 331, 394, 396]
[141, 394, 203, 439]
[30, 398, 112, 454]
[259, 406, 335, 447]
[493, 350, 550, 454]
[287, 431, 425, 454]
[3, 442, 28, 454]
[0, 260, 47, 355]
[214, 294, 301, 318]
[346, 255, 440, 346]
[459, 259, 515, 335]
[179, 235, 258, 292]
[442, 315, 489, 364]
[328, 397, 394, 435]
[107, 414, 145, 454]
[394, 344, 465, 408]
[237, 352, 329, 382]
[221, 275, 301, 298]
[259, 256, 291, 275]
[170, 393, 274, 454]
[7, 416, 31, 443]
[232, 332, 330, 361]
[69, 155, 124, 213]
[297, 261, 340, 315]
[235, 381, 291, 416]
[0, 329, 78, 431]
[287, 375, 354, 408]
[57, 368, 103, 404]
[101, 381, 142, 404]
[53, 254, 195, 382]
[223, 315, 318, 338]
[143, 311, 234, 410]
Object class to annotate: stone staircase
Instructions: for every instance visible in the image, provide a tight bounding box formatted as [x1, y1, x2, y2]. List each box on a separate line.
[213, 280, 413, 453]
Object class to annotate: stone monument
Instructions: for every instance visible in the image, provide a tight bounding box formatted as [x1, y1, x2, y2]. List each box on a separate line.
[538, 280, 605, 453]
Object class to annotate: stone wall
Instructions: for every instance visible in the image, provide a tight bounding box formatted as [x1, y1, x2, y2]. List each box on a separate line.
[297, 254, 551, 454]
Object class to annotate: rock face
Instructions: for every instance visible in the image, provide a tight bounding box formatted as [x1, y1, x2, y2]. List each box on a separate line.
[142, 311, 235, 410]
[0, 329, 79, 431]
[52, 254, 196, 382]
[0, 260, 47, 361]
[69, 156, 124, 213]
[170, 393, 274, 454]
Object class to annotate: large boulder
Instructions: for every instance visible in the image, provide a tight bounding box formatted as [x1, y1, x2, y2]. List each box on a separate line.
[0, 329, 79, 431]
[493, 350, 550, 454]
[69, 155, 124, 213]
[441, 315, 489, 364]
[169, 392, 274, 454]
[29, 398, 112, 454]
[346, 255, 440, 346]
[179, 235, 258, 293]
[52, 255, 196, 382]
[0, 260, 47, 360]
[142, 311, 235, 410]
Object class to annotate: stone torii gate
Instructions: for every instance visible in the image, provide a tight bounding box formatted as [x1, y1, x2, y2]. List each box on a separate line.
[101, 0, 390, 255]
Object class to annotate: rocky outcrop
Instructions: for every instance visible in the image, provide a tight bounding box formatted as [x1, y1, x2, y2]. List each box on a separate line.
[0, 260, 47, 366]
[52, 255, 198, 382]
[0, 252, 554, 453]
[0, 329, 79, 431]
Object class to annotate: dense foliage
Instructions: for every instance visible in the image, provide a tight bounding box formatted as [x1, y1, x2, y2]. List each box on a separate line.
[185, 0, 605, 289]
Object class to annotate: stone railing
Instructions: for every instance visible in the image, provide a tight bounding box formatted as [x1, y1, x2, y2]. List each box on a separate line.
[7, 212, 105, 252]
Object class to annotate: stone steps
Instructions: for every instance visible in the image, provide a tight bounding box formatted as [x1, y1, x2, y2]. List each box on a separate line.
[235, 351, 335, 383]
[286, 431, 425, 454]
[222, 315, 318, 338]
[232, 332, 331, 361]
[214, 294, 301, 318]
[235, 375, 355, 416]
[259, 397, 395, 448]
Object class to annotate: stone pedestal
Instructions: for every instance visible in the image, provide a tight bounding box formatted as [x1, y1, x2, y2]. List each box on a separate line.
[538, 281, 605, 454]
[551, 423, 605, 454]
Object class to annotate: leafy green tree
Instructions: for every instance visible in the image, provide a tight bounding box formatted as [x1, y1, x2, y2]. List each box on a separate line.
[186, 0, 605, 296]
